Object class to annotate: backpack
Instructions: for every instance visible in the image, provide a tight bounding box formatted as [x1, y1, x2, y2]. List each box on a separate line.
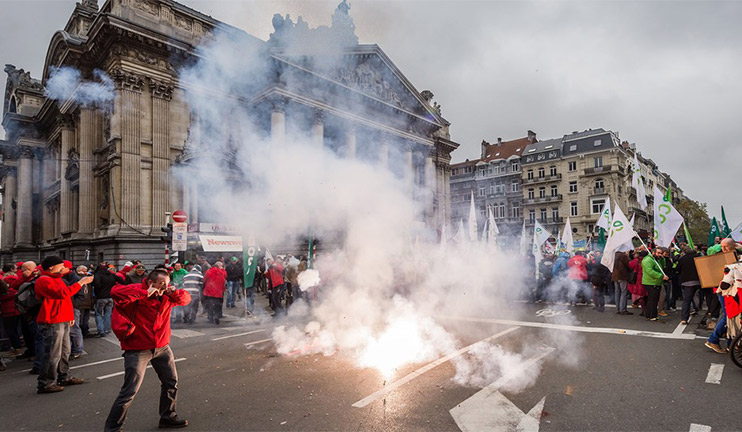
[15, 278, 40, 316]
[627, 270, 638, 285]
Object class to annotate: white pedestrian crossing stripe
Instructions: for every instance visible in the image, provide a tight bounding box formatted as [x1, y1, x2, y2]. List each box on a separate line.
[171, 329, 205, 338]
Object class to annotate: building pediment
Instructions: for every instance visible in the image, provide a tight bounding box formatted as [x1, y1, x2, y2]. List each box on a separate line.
[272, 45, 448, 128]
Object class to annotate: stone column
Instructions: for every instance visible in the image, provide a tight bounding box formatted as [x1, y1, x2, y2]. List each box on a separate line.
[312, 111, 324, 150]
[78, 108, 99, 234]
[2, 168, 17, 249]
[59, 116, 75, 234]
[378, 136, 389, 169]
[15, 150, 33, 245]
[190, 182, 199, 224]
[271, 100, 286, 147]
[112, 69, 144, 228]
[404, 143, 414, 191]
[345, 125, 356, 159]
[151, 79, 173, 228]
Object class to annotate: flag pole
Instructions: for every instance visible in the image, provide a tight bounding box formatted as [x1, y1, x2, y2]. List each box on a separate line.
[635, 235, 667, 277]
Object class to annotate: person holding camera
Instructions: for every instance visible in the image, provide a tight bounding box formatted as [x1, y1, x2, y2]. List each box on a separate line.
[104, 269, 191, 431]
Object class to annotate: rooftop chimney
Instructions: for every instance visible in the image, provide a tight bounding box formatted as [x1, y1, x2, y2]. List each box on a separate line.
[527, 130, 537, 143]
[497, 137, 502, 147]
[481, 140, 489, 158]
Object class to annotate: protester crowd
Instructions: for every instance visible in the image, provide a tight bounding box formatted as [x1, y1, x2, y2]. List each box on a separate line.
[529, 235, 742, 355]
[0, 252, 315, 377]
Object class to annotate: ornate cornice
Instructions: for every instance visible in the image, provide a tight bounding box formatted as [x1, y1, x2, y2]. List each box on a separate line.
[111, 68, 145, 92]
[149, 78, 174, 100]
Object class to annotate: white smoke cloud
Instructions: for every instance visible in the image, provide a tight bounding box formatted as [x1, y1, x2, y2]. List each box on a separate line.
[45, 66, 114, 107]
[176, 13, 582, 393]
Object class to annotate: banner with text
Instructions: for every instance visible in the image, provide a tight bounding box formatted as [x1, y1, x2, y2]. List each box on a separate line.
[199, 234, 243, 252]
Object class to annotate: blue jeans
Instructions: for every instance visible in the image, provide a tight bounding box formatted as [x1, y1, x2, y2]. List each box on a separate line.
[95, 298, 113, 336]
[226, 280, 239, 307]
[171, 306, 183, 323]
[245, 287, 255, 314]
[70, 309, 84, 355]
[708, 294, 729, 345]
[614, 280, 628, 313]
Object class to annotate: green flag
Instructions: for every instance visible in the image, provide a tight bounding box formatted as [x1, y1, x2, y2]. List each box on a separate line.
[721, 206, 732, 237]
[664, 186, 672, 204]
[598, 227, 606, 251]
[708, 217, 721, 246]
[683, 221, 695, 250]
[242, 235, 259, 289]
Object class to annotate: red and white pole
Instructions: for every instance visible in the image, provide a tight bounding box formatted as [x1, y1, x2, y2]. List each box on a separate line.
[165, 245, 170, 265]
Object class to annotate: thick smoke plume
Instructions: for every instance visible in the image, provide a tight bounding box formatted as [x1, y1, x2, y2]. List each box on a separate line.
[45, 66, 114, 107]
[175, 11, 582, 391]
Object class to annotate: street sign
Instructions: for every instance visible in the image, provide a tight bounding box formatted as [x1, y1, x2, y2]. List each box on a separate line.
[172, 210, 187, 223]
[172, 222, 188, 251]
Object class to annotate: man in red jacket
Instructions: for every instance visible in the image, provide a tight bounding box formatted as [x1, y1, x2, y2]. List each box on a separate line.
[35, 256, 94, 394]
[104, 268, 191, 431]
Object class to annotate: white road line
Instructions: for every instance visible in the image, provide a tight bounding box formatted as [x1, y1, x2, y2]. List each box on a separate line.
[705, 363, 724, 384]
[689, 423, 712, 432]
[96, 358, 186, 381]
[352, 327, 521, 409]
[171, 329, 205, 339]
[102, 334, 121, 346]
[673, 320, 688, 336]
[244, 338, 273, 348]
[19, 356, 123, 373]
[441, 315, 697, 340]
[212, 329, 265, 341]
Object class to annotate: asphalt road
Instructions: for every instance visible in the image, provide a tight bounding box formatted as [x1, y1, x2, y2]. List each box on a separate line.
[1, 295, 738, 432]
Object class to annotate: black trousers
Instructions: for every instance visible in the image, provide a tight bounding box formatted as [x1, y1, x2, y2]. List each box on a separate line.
[105, 345, 179, 432]
[645, 285, 661, 319]
[681, 285, 700, 322]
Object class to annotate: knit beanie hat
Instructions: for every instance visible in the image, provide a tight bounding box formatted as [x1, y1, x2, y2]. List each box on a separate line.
[41, 255, 64, 270]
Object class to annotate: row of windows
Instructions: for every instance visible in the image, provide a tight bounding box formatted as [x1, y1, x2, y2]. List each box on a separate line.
[452, 204, 520, 219]
[525, 156, 605, 178]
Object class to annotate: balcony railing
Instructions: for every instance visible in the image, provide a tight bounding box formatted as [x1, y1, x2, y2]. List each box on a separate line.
[591, 187, 606, 196]
[523, 194, 563, 205]
[524, 173, 562, 185]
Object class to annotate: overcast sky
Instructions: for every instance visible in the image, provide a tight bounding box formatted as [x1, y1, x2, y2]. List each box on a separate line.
[1, 0, 740, 223]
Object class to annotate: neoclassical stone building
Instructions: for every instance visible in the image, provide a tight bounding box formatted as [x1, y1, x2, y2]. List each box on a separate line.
[1, 0, 457, 265]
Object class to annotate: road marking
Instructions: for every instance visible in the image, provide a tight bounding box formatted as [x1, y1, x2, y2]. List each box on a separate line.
[352, 327, 521, 408]
[96, 358, 186, 381]
[19, 356, 123, 373]
[102, 334, 120, 346]
[450, 347, 555, 432]
[212, 329, 265, 341]
[689, 424, 712, 432]
[244, 338, 273, 348]
[672, 320, 688, 336]
[705, 363, 724, 384]
[441, 316, 696, 340]
[172, 329, 205, 338]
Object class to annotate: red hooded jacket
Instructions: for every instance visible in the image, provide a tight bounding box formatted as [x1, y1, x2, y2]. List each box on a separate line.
[0, 285, 19, 317]
[34, 271, 83, 324]
[567, 255, 588, 281]
[203, 267, 227, 298]
[111, 281, 191, 351]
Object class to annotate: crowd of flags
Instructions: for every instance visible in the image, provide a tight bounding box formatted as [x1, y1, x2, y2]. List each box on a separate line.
[446, 149, 739, 275]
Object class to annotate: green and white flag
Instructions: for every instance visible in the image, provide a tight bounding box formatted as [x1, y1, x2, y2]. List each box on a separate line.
[708, 217, 721, 246]
[532, 228, 543, 265]
[721, 206, 732, 237]
[519, 220, 529, 256]
[653, 185, 684, 248]
[596, 197, 612, 231]
[601, 204, 635, 272]
[534, 220, 551, 246]
[683, 221, 695, 250]
[631, 152, 648, 210]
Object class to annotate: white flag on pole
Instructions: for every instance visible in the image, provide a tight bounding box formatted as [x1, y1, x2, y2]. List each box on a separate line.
[481, 217, 488, 245]
[632, 152, 648, 211]
[533, 220, 551, 246]
[731, 222, 742, 242]
[596, 196, 612, 230]
[487, 207, 499, 244]
[532, 229, 543, 265]
[519, 220, 529, 256]
[629, 213, 635, 228]
[468, 192, 477, 242]
[653, 185, 684, 248]
[562, 218, 574, 254]
[601, 204, 635, 272]
[454, 219, 466, 244]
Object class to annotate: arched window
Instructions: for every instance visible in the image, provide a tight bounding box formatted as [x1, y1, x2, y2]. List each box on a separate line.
[8, 95, 17, 113]
[595, 178, 604, 191]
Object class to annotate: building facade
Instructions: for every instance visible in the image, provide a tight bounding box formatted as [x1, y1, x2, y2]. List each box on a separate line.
[0, 0, 458, 266]
[450, 132, 533, 240]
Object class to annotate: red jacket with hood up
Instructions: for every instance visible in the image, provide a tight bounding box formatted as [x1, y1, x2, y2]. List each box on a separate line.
[111, 281, 191, 351]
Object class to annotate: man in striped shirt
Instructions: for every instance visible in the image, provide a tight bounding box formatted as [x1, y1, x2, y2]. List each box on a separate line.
[181, 264, 203, 324]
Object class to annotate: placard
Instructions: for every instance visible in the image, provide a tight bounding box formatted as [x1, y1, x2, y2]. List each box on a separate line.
[694, 252, 737, 289]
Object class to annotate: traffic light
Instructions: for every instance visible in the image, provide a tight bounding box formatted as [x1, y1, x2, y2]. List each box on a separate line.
[161, 223, 173, 243]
